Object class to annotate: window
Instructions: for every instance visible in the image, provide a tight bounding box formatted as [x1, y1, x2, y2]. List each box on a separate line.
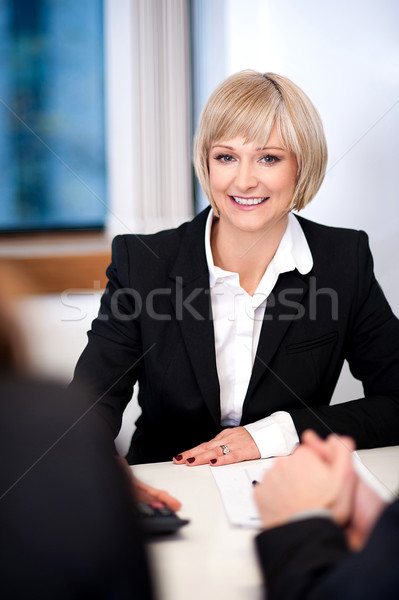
[0, 0, 106, 232]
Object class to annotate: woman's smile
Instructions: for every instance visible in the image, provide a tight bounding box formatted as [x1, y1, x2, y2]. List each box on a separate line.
[230, 195, 270, 207]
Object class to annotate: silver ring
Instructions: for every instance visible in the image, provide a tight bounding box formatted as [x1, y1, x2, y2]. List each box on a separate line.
[220, 444, 230, 455]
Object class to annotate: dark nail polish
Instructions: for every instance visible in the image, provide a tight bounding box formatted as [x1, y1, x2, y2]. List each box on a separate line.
[210, 459, 217, 464]
[174, 454, 183, 461]
[187, 457, 195, 464]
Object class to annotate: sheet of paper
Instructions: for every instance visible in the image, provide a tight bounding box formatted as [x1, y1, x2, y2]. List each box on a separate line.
[353, 451, 395, 501]
[210, 459, 275, 528]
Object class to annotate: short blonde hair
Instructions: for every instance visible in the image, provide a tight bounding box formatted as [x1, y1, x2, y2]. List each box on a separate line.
[193, 70, 328, 213]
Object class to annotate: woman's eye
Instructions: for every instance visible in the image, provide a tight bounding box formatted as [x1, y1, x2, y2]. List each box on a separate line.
[215, 154, 234, 163]
[261, 154, 280, 164]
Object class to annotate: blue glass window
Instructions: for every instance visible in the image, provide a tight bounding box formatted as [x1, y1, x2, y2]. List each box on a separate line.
[0, 0, 106, 231]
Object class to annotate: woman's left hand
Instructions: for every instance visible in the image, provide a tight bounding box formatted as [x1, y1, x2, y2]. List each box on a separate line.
[115, 456, 182, 510]
[173, 427, 260, 466]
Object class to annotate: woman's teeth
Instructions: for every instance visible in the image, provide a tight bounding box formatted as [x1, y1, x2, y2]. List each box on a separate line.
[232, 196, 268, 206]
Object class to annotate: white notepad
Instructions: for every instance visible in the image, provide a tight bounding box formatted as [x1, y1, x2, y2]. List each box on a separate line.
[211, 459, 275, 528]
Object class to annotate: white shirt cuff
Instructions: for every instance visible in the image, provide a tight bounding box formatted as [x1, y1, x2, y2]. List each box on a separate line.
[244, 411, 299, 458]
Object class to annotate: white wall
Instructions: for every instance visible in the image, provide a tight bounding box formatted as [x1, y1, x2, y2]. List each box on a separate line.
[192, 0, 399, 403]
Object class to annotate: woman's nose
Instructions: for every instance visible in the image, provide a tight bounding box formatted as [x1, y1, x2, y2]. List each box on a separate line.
[235, 161, 257, 191]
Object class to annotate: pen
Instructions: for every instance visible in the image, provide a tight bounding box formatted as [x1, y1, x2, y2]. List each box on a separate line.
[252, 480, 259, 486]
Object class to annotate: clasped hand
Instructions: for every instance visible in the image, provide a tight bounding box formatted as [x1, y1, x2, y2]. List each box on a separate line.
[253, 430, 387, 551]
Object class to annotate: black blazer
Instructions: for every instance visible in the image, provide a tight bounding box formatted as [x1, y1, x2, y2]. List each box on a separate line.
[0, 376, 154, 598]
[72, 208, 399, 463]
[256, 499, 399, 600]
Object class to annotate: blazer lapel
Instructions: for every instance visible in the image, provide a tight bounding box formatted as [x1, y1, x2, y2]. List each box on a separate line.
[244, 270, 309, 405]
[169, 210, 221, 426]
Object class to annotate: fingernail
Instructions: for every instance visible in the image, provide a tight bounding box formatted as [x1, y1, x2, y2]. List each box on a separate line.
[174, 454, 183, 461]
[210, 459, 217, 464]
[187, 457, 195, 464]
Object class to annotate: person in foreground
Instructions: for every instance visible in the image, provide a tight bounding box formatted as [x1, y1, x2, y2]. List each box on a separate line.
[72, 70, 399, 465]
[254, 430, 399, 600]
[0, 269, 180, 598]
[0, 377, 156, 599]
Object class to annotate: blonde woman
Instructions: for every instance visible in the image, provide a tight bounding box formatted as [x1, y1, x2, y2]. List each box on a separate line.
[72, 71, 399, 465]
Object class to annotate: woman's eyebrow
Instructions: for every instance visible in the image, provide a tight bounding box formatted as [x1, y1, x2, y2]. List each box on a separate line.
[211, 143, 286, 152]
[258, 146, 286, 151]
[211, 144, 235, 150]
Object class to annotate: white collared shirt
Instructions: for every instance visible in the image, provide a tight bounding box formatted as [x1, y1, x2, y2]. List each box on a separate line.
[204, 210, 313, 457]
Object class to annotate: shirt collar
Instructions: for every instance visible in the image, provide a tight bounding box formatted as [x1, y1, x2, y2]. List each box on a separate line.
[273, 212, 313, 276]
[204, 209, 313, 291]
[205, 209, 235, 289]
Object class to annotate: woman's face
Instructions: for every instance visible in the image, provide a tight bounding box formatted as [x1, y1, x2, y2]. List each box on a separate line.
[208, 125, 298, 237]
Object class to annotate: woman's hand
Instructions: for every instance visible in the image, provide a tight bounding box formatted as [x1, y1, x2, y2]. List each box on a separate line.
[115, 456, 182, 511]
[173, 426, 260, 466]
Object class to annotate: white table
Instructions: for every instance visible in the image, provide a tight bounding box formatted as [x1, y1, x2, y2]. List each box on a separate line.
[134, 446, 399, 600]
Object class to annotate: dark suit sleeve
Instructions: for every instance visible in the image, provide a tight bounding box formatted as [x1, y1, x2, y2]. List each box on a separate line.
[291, 232, 399, 448]
[256, 501, 399, 600]
[71, 235, 144, 437]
